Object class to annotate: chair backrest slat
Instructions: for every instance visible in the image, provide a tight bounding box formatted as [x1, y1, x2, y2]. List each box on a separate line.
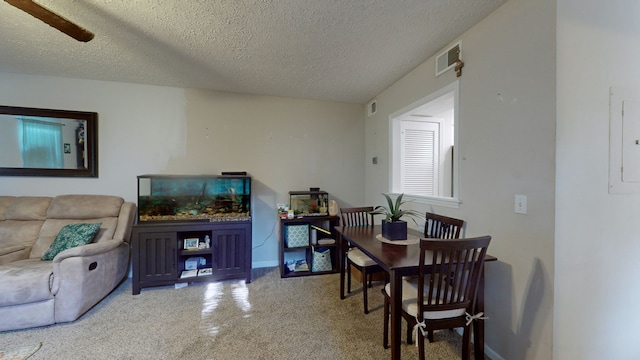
[417, 236, 491, 315]
[341, 206, 375, 227]
[424, 212, 464, 239]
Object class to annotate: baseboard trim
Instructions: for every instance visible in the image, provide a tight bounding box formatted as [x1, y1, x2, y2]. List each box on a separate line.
[252, 260, 278, 268]
[484, 343, 505, 360]
[454, 328, 505, 360]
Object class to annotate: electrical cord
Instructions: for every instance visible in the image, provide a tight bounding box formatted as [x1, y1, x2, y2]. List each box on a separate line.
[252, 217, 278, 250]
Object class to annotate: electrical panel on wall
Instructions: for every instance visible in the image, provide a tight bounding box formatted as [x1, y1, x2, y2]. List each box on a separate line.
[609, 87, 640, 193]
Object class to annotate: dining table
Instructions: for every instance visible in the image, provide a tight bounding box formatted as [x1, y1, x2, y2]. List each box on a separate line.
[336, 224, 497, 360]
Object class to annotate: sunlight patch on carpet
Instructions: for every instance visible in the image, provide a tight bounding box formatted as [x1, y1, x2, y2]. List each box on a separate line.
[0, 342, 42, 359]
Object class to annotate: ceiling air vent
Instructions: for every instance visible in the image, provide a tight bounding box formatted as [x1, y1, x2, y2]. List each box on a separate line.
[367, 99, 377, 117]
[436, 42, 461, 77]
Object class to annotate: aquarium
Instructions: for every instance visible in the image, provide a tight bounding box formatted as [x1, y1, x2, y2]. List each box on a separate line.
[137, 174, 251, 223]
[289, 190, 329, 217]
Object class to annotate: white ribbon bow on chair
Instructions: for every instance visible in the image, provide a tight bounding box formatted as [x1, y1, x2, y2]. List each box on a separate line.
[465, 312, 488, 326]
[412, 312, 489, 347]
[412, 317, 426, 347]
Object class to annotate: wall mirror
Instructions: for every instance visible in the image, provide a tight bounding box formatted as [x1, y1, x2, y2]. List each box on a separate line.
[0, 106, 98, 177]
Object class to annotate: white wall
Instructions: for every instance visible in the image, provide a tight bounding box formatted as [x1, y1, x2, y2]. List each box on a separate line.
[365, 0, 556, 359]
[556, 1, 640, 359]
[0, 72, 365, 268]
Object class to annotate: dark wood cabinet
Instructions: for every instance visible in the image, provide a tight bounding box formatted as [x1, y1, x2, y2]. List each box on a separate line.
[132, 221, 252, 294]
[210, 227, 248, 277]
[279, 216, 340, 278]
[136, 231, 178, 284]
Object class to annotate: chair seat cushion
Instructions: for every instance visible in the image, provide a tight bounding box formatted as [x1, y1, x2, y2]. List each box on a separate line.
[0, 259, 53, 307]
[347, 248, 377, 267]
[385, 278, 466, 320]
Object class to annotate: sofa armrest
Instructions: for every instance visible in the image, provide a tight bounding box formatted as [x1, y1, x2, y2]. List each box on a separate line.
[50, 239, 126, 294]
[52, 239, 124, 262]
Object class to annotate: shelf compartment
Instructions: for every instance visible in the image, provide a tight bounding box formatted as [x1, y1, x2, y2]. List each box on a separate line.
[278, 215, 340, 278]
[179, 249, 211, 256]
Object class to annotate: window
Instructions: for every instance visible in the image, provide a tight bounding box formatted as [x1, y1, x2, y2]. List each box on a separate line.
[19, 117, 64, 169]
[390, 81, 459, 207]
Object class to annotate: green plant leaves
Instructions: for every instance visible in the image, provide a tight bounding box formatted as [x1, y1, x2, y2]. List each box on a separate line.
[369, 193, 423, 224]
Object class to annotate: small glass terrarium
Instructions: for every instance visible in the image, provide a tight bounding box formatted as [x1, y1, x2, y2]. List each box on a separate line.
[137, 174, 251, 223]
[289, 190, 329, 217]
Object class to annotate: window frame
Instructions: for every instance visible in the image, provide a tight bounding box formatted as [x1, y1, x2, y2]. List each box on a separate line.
[389, 80, 461, 208]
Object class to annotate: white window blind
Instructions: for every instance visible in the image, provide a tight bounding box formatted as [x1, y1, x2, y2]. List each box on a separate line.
[400, 120, 440, 196]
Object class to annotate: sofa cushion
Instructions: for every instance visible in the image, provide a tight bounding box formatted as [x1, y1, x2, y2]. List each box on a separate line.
[0, 243, 29, 266]
[0, 220, 44, 248]
[30, 218, 118, 258]
[6, 197, 51, 221]
[0, 196, 16, 220]
[46, 195, 123, 219]
[0, 244, 25, 257]
[0, 259, 53, 307]
[41, 223, 102, 261]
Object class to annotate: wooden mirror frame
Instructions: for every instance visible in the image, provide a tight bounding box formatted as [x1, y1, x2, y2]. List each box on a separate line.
[0, 105, 98, 177]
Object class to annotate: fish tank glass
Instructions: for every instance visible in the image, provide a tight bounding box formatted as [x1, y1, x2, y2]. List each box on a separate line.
[137, 174, 251, 223]
[289, 190, 329, 217]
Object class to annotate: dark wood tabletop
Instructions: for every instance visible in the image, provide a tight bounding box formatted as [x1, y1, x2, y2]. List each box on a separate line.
[338, 225, 496, 271]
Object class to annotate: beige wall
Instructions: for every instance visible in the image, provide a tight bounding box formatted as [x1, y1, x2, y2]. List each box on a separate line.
[556, 1, 640, 359]
[365, 0, 555, 359]
[0, 72, 365, 267]
[0, 118, 20, 167]
[12, 0, 640, 357]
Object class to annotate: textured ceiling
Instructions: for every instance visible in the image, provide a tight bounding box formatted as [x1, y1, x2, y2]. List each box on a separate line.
[0, 0, 506, 103]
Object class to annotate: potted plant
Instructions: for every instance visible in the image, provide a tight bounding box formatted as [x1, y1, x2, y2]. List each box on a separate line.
[369, 193, 423, 240]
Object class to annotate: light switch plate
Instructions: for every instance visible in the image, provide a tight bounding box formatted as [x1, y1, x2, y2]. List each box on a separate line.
[515, 194, 527, 214]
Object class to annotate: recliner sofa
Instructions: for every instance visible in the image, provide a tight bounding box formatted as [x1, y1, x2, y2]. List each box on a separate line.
[0, 195, 135, 331]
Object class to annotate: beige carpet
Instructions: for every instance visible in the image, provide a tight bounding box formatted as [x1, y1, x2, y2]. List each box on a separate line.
[0, 267, 485, 360]
[0, 342, 41, 359]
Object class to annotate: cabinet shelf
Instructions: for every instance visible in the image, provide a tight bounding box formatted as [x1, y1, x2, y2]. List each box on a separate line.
[179, 249, 212, 256]
[283, 246, 307, 252]
[281, 269, 335, 278]
[279, 215, 340, 278]
[283, 243, 337, 250]
[177, 274, 213, 281]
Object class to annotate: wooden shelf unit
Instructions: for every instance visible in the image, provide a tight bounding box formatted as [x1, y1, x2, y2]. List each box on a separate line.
[279, 215, 340, 278]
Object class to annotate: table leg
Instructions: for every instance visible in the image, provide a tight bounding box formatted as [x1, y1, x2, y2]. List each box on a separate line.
[474, 265, 486, 359]
[339, 234, 346, 299]
[390, 270, 403, 360]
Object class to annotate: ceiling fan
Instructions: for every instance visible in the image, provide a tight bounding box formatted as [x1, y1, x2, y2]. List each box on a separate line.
[5, 0, 94, 42]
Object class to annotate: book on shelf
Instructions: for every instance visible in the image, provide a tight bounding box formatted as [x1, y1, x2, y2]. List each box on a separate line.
[180, 269, 198, 279]
[198, 268, 212, 276]
[294, 259, 309, 272]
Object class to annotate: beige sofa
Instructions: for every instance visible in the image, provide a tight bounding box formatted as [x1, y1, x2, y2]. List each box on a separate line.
[0, 195, 135, 332]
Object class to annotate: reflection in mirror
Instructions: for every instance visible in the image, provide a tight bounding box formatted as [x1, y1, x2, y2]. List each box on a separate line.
[0, 106, 98, 177]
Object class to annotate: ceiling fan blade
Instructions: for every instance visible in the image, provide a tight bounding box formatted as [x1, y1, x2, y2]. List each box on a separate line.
[5, 0, 94, 42]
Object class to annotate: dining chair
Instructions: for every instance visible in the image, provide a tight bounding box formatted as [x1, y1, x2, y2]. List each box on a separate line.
[382, 211, 465, 343]
[340, 206, 386, 314]
[424, 212, 464, 239]
[382, 236, 491, 360]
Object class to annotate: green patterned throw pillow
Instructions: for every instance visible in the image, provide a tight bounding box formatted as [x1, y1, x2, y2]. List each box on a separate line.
[41, 223, 102, 261]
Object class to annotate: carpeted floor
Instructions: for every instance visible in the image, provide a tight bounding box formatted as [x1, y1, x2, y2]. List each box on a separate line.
[0, 267, 485, 360]
[0, 342, 41, 359]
